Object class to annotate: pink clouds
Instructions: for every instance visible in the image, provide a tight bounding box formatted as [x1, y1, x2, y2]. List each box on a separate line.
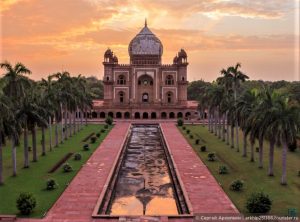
[0, 0, 298, 81]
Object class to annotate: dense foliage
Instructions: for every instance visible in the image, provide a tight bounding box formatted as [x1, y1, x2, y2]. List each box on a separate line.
[16, 192, 37, 215]
[0, 61, 93, 185]
[197, 63, 300, 185]
[246, 192, 272, 213]
[46, 178, 58, 190]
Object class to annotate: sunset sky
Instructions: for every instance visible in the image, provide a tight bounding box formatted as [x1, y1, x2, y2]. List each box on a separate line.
[0, 0, 299, 81]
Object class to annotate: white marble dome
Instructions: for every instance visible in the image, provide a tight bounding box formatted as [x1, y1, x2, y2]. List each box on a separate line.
[129, 22, 163, 56]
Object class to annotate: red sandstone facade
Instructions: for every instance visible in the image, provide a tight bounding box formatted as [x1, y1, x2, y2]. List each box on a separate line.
[92, 21, 198, 119]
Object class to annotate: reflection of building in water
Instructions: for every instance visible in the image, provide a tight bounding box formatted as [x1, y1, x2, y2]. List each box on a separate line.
[92, 20, 198, 119]
[109, 126, 178, 215]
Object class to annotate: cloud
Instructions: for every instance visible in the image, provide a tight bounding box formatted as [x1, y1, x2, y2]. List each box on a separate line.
[0, 0, 298, 81]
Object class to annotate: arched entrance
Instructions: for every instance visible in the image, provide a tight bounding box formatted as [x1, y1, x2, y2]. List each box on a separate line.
[134, 112, 140, 119]
[151, 112, 157, 119]
[108, 112, 114, 118]
[100, 112, 106, 118]
[124, 112, 130, 119]
[185, 112, 191, 118]
[116, 112, 122, 118]
[169, 112, 175, 119]
[161, 112, 167, 119]
[92, 111, 97, 118]
[138, 74, 154, 103]
[143, 112, 148, 119]
[177, 112, 183, 118]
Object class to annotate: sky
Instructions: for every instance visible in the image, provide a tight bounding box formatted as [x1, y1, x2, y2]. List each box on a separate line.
[0, 0, 299, 82]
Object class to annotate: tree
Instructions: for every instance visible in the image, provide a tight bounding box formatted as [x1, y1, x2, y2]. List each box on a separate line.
[1, 62, 30, 175]
[0, 61, 31, 101]
[236, 89, 259, 158]
[219, 63, 249, 152]
[16, 86, 47, 163]
[0, 93, 13, 184]
[267, 95, 300, 184]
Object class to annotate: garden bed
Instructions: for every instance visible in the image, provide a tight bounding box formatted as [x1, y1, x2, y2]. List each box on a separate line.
[48, 153, 73, 173]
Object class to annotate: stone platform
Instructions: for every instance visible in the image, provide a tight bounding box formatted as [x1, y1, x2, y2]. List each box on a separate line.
[17, 122, 238, 222]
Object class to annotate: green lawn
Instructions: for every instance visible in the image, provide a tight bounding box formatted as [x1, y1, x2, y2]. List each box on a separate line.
[179, 125, 300, 216]
[0, 124, 112, 217]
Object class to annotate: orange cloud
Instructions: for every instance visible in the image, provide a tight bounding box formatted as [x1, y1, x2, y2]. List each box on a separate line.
[0, 0, 298, 81]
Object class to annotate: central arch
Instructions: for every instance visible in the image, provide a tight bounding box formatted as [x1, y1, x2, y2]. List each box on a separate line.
[151, 112, 157, 119]
[143, 112, 149, 119]
[124, 112, 130, 119]
[134, 112, 140, 119]
[169, 112, 175, 119]
[116, 112, 122, 119]
[108, 112, 113, 118]
[161, 112, 167, 119]
[100, 112, 106, 118]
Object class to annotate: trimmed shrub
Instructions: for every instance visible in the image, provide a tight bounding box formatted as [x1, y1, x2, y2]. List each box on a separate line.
[186, 129, 190, 134]
[46, 178, 58, 190]
[200, 145, 206, 152]
[96, 132, 101, 138]
[189, 134, 194, 139]
[101, 129, 106, 133]
[207, 152, 216, 161]
[104, 124, 109, 129]
[195, 139, 200, 145]
[90, 136, 97, 144]
[177, 118, 184, 126]
[182, 126, 186, 130]
[246, 192, 272, 213]
[105, 116, 113, 125]
[256, 147, 259, 152]
[230, 179, 244, 191]
[83, 144, 89, 151]
[16, 192, 37, 215]
[28, 146, 32, 152]
[62, 163, 73, 173]
[74, 153, 82, 161]
[219, 165, 228, 174]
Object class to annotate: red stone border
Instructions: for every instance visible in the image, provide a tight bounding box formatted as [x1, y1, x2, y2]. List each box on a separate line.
[17, 123, 130, 222]
[160, 123, 238, 214]
[17, 122, 238, 222]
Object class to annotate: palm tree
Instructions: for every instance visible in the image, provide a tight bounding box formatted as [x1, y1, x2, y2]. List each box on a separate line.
[0, 62, 31, 101]
[0, 94, 12, 184]
[16, 87, 47, 163]
[236, 89, 259, 157]
[266, 94, 300, 184]
[1, 62, 31, 175]
[40, 75, 58, 150]
[219, 63, 249, 152]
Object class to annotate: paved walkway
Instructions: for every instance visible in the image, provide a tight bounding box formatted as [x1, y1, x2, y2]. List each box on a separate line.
[160, 123, 238, 214]
[17, 122, 238, 222]
[18, 123, 130, 222]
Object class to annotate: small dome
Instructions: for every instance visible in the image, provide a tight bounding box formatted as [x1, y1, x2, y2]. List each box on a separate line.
[178, 49, 187, 58]
[104, 48, 113, 58]
[129, 22, 163, 56]
[173, 55, 178, 64]
[113, 55, 118, 63]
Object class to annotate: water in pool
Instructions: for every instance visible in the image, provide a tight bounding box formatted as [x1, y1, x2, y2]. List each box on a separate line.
[109, 125, 178, 215]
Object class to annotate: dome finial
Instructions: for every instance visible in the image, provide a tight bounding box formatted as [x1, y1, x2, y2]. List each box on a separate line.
[145, 18, 147, 27]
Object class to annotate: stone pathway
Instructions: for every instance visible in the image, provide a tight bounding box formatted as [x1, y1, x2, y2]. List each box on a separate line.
[16, 122, 238, 222]
[160, 123, 238, 214]
[18, 123, 130, 222]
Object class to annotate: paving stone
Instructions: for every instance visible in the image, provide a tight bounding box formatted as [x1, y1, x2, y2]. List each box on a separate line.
[17, 122, 238, 222]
